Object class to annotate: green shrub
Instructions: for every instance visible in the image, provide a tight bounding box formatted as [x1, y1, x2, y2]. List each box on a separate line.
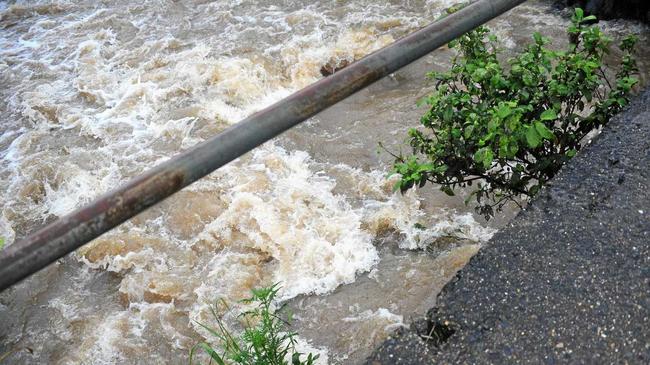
[389, 8, 638, 218]
[190, 284, 319, 365]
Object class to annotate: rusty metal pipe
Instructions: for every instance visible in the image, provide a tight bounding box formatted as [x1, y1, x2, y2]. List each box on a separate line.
[0, 0, 527, 291]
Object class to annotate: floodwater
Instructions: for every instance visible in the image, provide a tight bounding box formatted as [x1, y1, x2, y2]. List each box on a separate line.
[0, 0, 647, 364]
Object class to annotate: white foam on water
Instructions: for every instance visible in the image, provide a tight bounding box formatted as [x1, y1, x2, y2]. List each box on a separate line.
[202, 147, 379, 300]
[76, 312, 127, 365]
[327, 164, 497, 249]
[342, 307, 406, 332]
[43, 160, 122, 217]
[0, 212, 16, 247]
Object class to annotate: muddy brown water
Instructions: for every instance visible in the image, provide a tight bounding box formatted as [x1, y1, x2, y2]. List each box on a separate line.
[0, 0, 648, 364]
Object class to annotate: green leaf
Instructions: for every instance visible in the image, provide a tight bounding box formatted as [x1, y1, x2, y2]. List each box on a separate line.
[488, 119, 499, 133]
[473, 148, 484, 164]
[464, 125, 475, 139]
[443, 106, 453, 122]
[496, 103, 512, 119]
[483, 149, 494, 169]
[523, 73, 534, 86]
[435, 164, 448, 173]
[507, 140, 519, 158]
[0, 237, 4, 250]
[505, 119, 517, 132]
[534, 121, 555, 140]
[417, 163, 435, 173]
[525, 126, 541, 148]
[441, 185, 455, 196]
[533, 32, 543, 45]
[529, 184, 541, 196]
[472, 68, 488, 80]
[540, 109, 557, 121]
[499, 136, 509, 158]
[519, 90, 530, 100]
[474, 147, 493, 169]
[574, 8, 584, 20]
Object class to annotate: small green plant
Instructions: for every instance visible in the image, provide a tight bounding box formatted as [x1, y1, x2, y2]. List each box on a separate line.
[388, 8, 638, 219]
[0, 237, 4, 250]
[190, 284, 319, 365]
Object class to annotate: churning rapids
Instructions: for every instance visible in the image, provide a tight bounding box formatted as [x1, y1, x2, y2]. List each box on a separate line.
[0, 0, 648, 364]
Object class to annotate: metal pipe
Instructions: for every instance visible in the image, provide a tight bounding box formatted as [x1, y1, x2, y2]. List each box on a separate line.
[0, 0, 527, 291]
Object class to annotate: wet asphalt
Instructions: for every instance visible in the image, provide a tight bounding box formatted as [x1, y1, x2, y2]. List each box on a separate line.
[365, 88, 650, 364]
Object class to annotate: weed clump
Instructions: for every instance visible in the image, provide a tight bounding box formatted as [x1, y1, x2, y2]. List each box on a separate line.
[190, 284, 319, 365]
[388, 8, 638, 218]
